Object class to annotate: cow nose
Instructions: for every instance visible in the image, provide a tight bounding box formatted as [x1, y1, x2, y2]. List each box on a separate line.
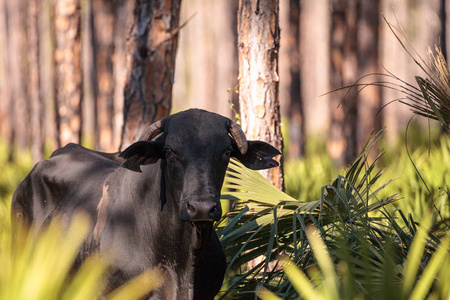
[186, 200, 222, 221]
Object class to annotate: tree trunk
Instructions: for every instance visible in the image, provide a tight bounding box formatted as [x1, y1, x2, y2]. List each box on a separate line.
[441, 0, 447, 61]
[112, 0, 134, 151]
[93, 0, 115, 151]
[120, 0, 181, 150]
[54, 0, 82, 147]
[280, 0, 304, 159]
[0, 0, 11, 144]
[237, 0, 284, 190]
[39, 0, 57, 152]
[357, 0, 382, 149]
[81, 0, 96, 148]
[28, 0, 44, 162]
[300, 0, 330, 139]
[173, 0, 239, 117]
[213, 0, 239, 116]
[328, 0, 358, 166]
[7, 0, 29, 154]
[380, 0, 410, 146]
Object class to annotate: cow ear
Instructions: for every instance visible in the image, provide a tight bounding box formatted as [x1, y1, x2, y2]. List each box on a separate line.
[232, 141, 280, 170]
[119, 141, 163, 172]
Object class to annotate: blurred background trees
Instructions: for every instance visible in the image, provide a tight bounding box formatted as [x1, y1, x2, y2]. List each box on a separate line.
[0, 2, 449, 297]
[0, 0, 446, 166]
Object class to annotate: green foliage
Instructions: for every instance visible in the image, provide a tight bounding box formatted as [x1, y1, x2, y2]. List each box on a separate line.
[1, 214, 106, 300]
[0, 141, 33, 204]
[1, 127, 449, 300]
[381, 136, 450, 231]
[283, 129, 450, 230]
[0, 214, 162, 300]
[284, 149, 337, 203]
[0, 141, 33, 249]
[218, 131, 407, 299]
[258, 213, 450, 300]
[219, 129, 450, 299]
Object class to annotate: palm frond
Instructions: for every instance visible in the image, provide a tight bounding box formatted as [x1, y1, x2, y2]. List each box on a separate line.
[218, 131, 400, 299]
[0, 214, 162, 300]
[258, 211, 450, 300]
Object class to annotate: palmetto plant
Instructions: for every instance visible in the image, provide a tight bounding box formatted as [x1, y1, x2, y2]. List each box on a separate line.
[386, 16, 450, 134]
[257, 214, 450, 300]
[334, 15, 450, 135]
[0, 214, 162, 300]
[217, 130, 431, 299]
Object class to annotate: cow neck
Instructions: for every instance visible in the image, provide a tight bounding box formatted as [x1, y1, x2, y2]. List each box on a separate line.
[121, 160, 200, 255]
[102, 164, 197, 299]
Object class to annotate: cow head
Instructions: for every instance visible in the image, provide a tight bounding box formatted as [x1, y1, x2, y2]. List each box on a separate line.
[119, 109, 280, 223]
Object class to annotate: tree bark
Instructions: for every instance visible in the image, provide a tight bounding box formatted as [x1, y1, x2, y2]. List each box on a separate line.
[173, 0, 239, 117]
[237, 0, 284, 190]
[39, 0, 57, 152]
[281, 0, 304, 158]
[54, 0, 82, 147]
[213, 0, 239, 117]
[81, 0, 96, 148]
[28, 0, 44, 162]
[112, 0, 134, 151]
[0, 0, 11, 144]
[328, 0, 358, 166]
[93, 0, 115, 151]
[120, 0, 181, 150]
[299, 0, 330, 139]
[7, 0, 29, 153]
[441, 0, 447, 61]
[380, 0, 410, 146]
[357, 0, 382, 149]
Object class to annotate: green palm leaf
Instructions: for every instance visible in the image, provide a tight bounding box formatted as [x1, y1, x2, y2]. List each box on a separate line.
[218, 130, 400, 299]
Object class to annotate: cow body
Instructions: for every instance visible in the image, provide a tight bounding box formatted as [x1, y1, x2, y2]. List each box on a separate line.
[11, 109, 280, 299]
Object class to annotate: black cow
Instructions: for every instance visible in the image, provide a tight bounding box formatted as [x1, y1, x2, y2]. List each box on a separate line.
[11, 109, 280, 300]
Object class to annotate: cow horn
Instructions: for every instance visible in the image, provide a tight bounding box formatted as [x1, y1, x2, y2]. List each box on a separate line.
[139, 120, 163, 141]
[229, 121, 248, 154]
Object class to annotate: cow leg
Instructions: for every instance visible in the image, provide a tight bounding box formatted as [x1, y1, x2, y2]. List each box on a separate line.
[193, 231, 226, 300]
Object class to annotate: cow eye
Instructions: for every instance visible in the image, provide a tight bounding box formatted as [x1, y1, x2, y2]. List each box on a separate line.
[164, 147, 174, 158]
[224, 147, 232, 157]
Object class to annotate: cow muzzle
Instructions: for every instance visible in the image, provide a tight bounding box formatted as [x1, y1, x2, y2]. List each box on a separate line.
[182, 199, 222, 222]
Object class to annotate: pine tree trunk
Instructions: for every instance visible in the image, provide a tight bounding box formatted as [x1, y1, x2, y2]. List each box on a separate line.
[120, 0, 181, 150]
[440, 0, 447, 61]
[8, 0, 30, 154]
[300, 0, 330, 139]
[93, 0, 115, 151]
[357, 0, 382, 148]
[281, 0, 304, 158]
[54, 0, 82, 147]
[237, 0, 284, 190]
[40, 0, 57, 151]
[81, 0, 96, 148]
[0, 0, 10, 144]
[28, 0, 44, 162]
[328, 0, 358, 166]
[7, 0, 29, 153]
[112, 0, 134, 151]
[213, 0, 239, 116]
[380, 0, 410, 146]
